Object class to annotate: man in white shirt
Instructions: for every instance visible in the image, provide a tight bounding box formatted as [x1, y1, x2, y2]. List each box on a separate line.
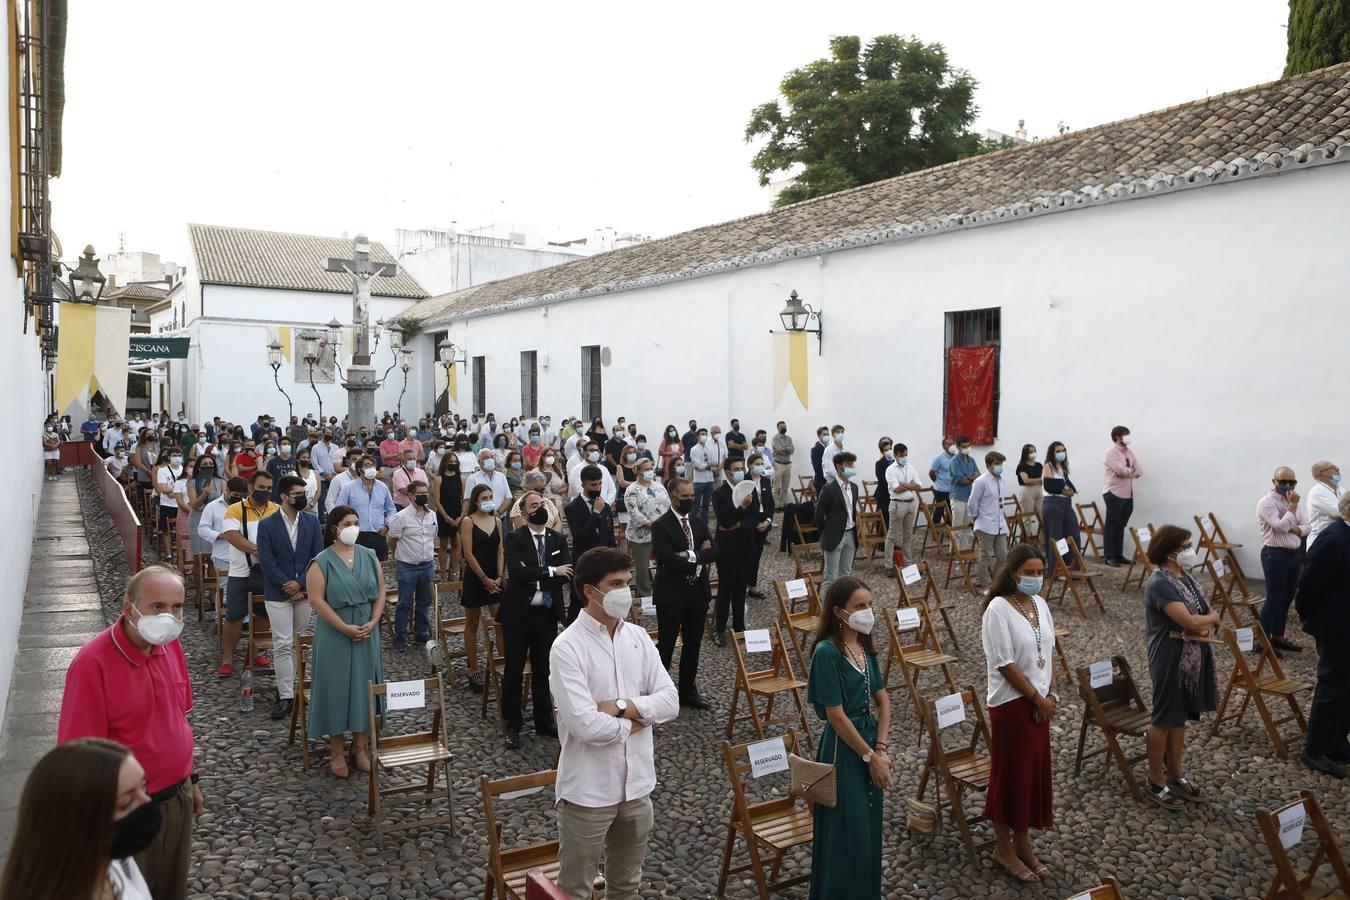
[549, 546, 679, 900]
[966, 450, 1010, 590]
[325, 454, 360, 517]
[1306, 460, 1343, 548]
[883, 442, 924, 570]
[198, 477, 247, 577]
[821, 424, 846, 484]
[463, 448, 511, 509]
[387, 481, 439, 653]
[567, 441, 617, 503]
[689, 428, 721, 522]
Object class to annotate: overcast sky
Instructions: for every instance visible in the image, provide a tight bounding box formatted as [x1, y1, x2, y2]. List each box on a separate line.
[51, 0, 1289, 266]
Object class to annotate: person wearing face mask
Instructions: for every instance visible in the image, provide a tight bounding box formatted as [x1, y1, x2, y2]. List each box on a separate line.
[821, 424, 847, 485]
[132, 432, 158, 497]
[1102, 426, 1142, 567]
[1041, 440, 1081, 568]
[1295, 492, 1350, 778]
[154, 449, 185, 559]
[378, 428, 401, 472]
[219, 471, 280, 677]
[884, 442, 923, 570]
[391, 447, 429, 510]
[432, 451, 465, 578]
[41, 418, 60, 481]
[293, 449, 321, 509]
[806, 576, 892, 900]
[724, 418, 747, 463]
[523, 425, 546, 468]
[307, 506, 386, 778]
[513, 470, 562, 530]
[1015, 444, 1043, 517]
[816, 451, 861, 598]
[199, 476, 248, 579]
[874, 437, 895, 530]
[948, 435, 980, 527]
[1257, 465, 1310, 653]
[1141, 525, 1221, 806]
[386, 481, 440, 653]
[658, 424, 682, 481]
[651, 478, 717, 709]
[548, 546, 680, 900]
[1, 739, 160, 900]
[565, 467, 618, 623]
[927, 436, 957, 525]
[567, 441, 618, 505]
[744, 452, 776, 599]
[535, 449, 570, 505]
[325, 451, 360, 519]
[967, 451, 1011, 592]
[810, 426, 830, 493]
[334, 456, 397, 562]
[57, 567, 202, 900]
[680, 419, 700, 460]
[185, 456, 224, 563]
[497, 491, 573, 749]
[612, 444, 643, 532]
[312, 430, 338, 510]
[624, 457, 670, 600]
[710, 457, 759, 646]
[604, 424, 629, 473]
[464, 447, 512, 513]
[980, 546, 1057, 883]
[770, 421, 795, 507]
[108, 444, 132, 484]
[265, 438, 299, 500]
[255, 475, 323, 720]
[689, 427, 721, 523]
[398, 426, 424, 465]
[1305, 460, 1343, 548]
[461, 484, 507, 693]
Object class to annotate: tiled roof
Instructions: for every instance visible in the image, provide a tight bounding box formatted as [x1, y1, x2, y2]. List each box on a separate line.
[410, 61, 1350, 326]
[104, 282, 168, 302]
[188, 224, 428, 299]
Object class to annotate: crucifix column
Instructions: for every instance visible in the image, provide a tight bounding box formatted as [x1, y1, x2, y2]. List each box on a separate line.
[323, 234, 398, 431]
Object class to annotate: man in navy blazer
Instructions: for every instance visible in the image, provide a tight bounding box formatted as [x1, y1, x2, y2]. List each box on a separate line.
[256, 474, 323, 721]
[563, 465, 616, 623]
[1295, 493, 1350, 778]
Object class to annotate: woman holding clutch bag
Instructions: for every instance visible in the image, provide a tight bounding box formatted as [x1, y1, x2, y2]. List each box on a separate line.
[806, 575, 892, 899]
[980, 545, 1057, 883]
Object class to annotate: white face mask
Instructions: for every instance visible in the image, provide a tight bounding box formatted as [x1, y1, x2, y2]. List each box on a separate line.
[1176, 548, 1201, 569]
[845, 608, 875, 635]
[129, 605, 184, 646]
[1121, 435, 1133, 446]
[544, 456, 556, 466]
[599, 585, 633, 619]
[338, 524, 360, 546]
[362, 467, 378, 480]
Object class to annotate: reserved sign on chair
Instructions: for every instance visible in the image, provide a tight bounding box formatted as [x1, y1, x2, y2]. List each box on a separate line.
[748, 736, 790, 778]
[744, 629, 772, 653]
[386, 679, 426, 711]
[935, 692, 965, 729]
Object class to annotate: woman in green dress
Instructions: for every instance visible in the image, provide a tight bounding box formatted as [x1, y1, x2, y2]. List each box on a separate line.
[306, 504, 386, 778]
[806, 575, 892, 899]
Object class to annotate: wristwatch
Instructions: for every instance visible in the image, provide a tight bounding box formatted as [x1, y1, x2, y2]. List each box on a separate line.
[613, 698, 628, 718]
[861, 752, 872, 764]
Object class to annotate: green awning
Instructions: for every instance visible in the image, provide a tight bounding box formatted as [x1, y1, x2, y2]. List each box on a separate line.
[129, 336, 189, 359]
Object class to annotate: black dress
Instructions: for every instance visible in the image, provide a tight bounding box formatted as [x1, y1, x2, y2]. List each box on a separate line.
[437, 473, 463, 539]
[461, 518, 501, 608]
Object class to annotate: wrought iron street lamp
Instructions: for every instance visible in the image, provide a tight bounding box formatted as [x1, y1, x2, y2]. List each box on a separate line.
[778, 289, 823, 355]
[300, 330, 325, 423]
[69, 245, 106, 303]
[396, 347, 414, 419]
[266, 338, 293, 420]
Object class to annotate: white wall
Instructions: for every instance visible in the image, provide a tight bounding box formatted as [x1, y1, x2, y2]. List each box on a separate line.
[400, 241, 584, 296]
[0, 0, 51, 726]
[426, 161, 1350, 574]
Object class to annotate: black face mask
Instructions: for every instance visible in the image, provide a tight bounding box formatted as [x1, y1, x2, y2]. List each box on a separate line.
[110, 797, 162, 859]
[676, 498, 695, 515]
[413, 494, 429, 507]
[250, 490, 270, 505]
[225, 494, 243, 504]
[528, 506, 550, 525]
[585, 490, 602, 502]
[290, 496, 308, 511]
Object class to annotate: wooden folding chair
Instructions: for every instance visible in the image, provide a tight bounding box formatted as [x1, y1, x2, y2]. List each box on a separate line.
[726, 625, 812, 751]
[1213, 624, 1310, 759]
[894, 561, 959, 652]
[288, 632, 317, 770]
[193, 557, 221, 622]
[943, 523, 978, 591]
[1256, 790, 1350, 900]
[1046, 538, 1106, 616]
[1070, 876, 1127, 899]
[1017, 499, 1042, 543]
[1122, 524, 1155, 592]
[922, 511, 951, 557]
[367, 676, 455, 848]
[882, 598, 958, 724]
[716, 730, 813, 900]
[480, 769, 562, 900]
[433, 580, 469, 676]
[246, 594, 274, 674]
[792, 516, 819, 549]
[1205, 558, 1264, 627]
[1076, 501, 1106, 561]
[774, 579, 822, 678]
[1194, 512, 1251, 588]
[1055, 626, 1076, 690]
[1073, 656, 1151, 801]
[856, 509, 886, 570]
[482, 618, 530, 720]
[915, 687, 993, 867]
[1002, 496, 1024, 545]
[795, 475, 816, 504]
[789, 542, 823, 583]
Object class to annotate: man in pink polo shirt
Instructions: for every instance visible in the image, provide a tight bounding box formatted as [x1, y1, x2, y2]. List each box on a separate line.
[59, 564, 202, 900]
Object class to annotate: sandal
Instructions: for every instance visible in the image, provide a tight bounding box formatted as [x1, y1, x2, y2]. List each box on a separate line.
[1148, 781, 1185, 810]
[1168, 776, 1201, 802]
[993, 855, 1040, 883]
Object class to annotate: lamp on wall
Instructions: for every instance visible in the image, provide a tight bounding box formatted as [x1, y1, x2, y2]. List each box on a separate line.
[437, 337, 466, 369]
[266, 338, 293, 420]
[299, 330, 325, 423]
[68, 245, 106, 304]
[778, 289, 823, 355]
[396, 346, 414, 419]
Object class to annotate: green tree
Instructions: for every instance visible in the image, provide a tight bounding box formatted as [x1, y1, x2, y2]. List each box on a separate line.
[746, 35, 994, 207]
[1285, 0, 1350, 76]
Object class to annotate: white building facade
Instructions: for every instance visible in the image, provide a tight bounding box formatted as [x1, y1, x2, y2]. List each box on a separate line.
[405, 64, 1350, 575]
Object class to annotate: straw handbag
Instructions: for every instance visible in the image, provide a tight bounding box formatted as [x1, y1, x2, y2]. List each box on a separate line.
[788, 748, 837, 807]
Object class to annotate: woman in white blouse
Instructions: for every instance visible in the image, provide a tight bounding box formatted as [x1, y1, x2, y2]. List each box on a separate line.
[980, 544, 1057, 885]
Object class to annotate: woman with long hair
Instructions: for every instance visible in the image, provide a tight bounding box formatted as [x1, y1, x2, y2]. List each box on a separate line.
[980, 544, 1057, 883]
[657, 424, 682, 481]
[1040, 440, 1081, 567]
[459, 483, 505, 693]
[806, 576, 891, 899]
[293, 448, 321, 508]
[185, 455, 224, 562]
[431, 450, 464, 578]
[1142, 525, 1220, 809]
[1015, 443, 1043, 517]
[306, 505, 386, 778]
[0, 738, 155, 900]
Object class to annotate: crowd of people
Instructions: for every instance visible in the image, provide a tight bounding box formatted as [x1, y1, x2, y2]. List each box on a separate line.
[17, 406, 1349, 899]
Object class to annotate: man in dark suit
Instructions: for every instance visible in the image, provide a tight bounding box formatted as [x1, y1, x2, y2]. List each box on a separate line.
[255, 474, 323, 721]
[500, 490, 572, 749]
[810, 426, 829, 493]
[1295, 492, 1350, 778]
[680, 419, 699, 461]
[815, 450, 860, 599]
[564, 465, 616, 623]
[653, 478, 717, 708]
[746, 451, 775, 599]
[711, 457, 759, 647]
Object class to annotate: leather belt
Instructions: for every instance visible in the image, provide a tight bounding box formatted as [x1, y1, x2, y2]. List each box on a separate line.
[151, 778, 188, 803]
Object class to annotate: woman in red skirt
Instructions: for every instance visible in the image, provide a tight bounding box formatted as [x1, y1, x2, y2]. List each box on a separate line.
[980, 544, 1057, 884]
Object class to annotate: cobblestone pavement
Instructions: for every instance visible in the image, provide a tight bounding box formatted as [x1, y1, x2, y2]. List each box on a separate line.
[75, 471, 1348, 899]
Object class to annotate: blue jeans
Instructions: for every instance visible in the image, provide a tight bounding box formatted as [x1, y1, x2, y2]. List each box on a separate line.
[693, 480, 714, 522]
[821, 530, 856, 600]
[395, 560, 435, 643]
[1259, 546, 1301, 639]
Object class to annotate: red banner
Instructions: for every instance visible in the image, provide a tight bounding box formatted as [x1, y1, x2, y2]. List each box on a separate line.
[945, 345, 997, 445]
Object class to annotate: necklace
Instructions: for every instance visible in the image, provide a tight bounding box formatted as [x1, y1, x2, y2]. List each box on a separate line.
[1009, 593, 1045, 670]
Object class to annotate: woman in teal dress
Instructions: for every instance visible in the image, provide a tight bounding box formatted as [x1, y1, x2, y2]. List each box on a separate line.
[306, 504, 386, 778]
[806, 575, 892, 900]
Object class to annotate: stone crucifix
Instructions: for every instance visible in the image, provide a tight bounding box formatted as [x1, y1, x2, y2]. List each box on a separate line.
[322, 234, 398, 429]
